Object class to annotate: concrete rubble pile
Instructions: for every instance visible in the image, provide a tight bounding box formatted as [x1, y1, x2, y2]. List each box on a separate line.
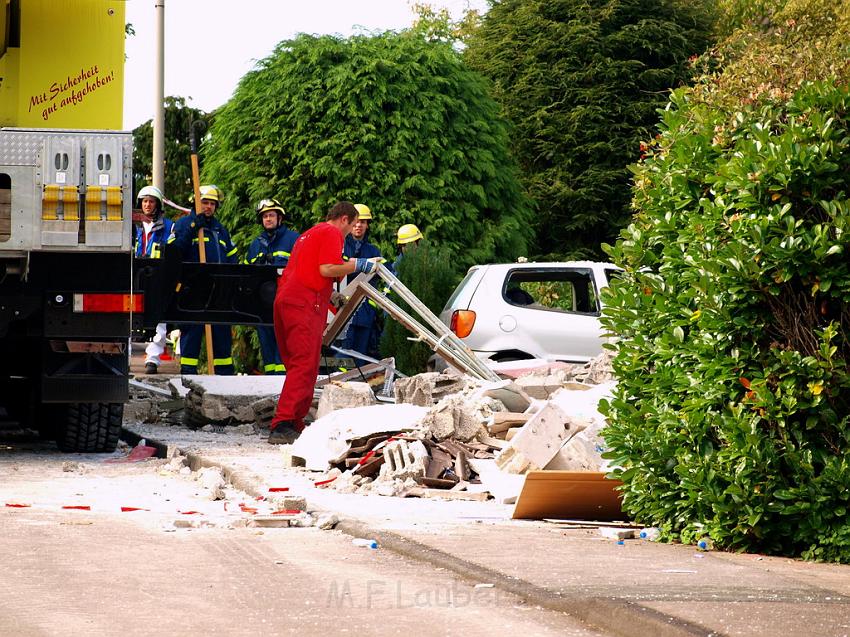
[299, 352, 616, 503]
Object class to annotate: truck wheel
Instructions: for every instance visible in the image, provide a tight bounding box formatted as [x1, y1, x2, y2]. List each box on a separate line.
[56, 403, 123, 453]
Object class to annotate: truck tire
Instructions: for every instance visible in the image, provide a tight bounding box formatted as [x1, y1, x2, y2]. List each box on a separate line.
[56, 403, 123, 453]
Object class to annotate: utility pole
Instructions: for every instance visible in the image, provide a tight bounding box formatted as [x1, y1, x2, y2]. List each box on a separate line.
[152, 0, 165, 190]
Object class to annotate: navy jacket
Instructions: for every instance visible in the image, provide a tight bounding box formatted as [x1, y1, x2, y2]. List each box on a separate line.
[134, 216, 173, 259]
[245, 225, 300, 267]
[167, 213, 238, 264]
[343, 233, 382, 328]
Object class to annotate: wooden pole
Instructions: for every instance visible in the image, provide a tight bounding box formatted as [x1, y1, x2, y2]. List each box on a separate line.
[189, 132, 216, 375]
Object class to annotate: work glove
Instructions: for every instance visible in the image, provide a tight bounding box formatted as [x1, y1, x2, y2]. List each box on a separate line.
[354, 257, 383, 274]
[194, 213, 211, 230]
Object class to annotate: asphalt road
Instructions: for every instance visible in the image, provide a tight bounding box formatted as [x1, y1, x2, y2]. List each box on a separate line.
[0, 434, 605, 637]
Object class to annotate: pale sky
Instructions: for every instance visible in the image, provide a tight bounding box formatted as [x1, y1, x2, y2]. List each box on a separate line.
[123, 0, 488, 130]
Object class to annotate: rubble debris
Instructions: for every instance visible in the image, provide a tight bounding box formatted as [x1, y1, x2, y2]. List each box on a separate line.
[291, 403, 428, 470]
[404, 487, 490, 502]
[315, 381, 377, 419]
[183, 376, 285, 427]
[394, 371, 468, 406]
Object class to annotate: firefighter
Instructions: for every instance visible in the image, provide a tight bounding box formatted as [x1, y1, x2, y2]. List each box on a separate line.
[167, 185, 239, 375]
[134, 185, 173, 374]
[268, 201, 381, 444]
[340, 203, 383, 366]
[390, 223, 423, 275]
[245, 198, 299, 375]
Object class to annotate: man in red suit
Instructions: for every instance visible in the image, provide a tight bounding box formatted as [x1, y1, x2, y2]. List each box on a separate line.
[268, 201, 381, 444]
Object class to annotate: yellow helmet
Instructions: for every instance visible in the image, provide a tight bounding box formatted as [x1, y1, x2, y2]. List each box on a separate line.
[354, 203, 372, 220]
[255, 198, 285, 224]
[199, 184, 221, 203]
[397, 223, 423, 245]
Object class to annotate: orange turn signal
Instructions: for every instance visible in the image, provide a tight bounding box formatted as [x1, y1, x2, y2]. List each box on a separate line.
[450, 309, 476, 338]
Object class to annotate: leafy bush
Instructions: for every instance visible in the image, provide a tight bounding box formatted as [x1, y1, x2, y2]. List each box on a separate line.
[601, 81, 850, 562]
[380, 240, 460, 375]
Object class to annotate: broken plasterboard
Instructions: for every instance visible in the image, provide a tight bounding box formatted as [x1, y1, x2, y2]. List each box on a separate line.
[511, 471, 624, 521]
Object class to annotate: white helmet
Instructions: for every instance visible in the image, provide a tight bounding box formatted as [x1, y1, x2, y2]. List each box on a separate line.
[137, 185, 163, 206]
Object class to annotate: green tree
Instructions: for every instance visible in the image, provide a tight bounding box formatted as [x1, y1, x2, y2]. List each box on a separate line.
[601, 1, 850, 562]
[464, 0, 715, 259]
[132, 96, 211, 206]
[202, 31, 532, 266]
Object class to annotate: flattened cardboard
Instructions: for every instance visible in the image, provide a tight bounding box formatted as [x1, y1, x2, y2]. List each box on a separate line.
[511, 470, 625, 521]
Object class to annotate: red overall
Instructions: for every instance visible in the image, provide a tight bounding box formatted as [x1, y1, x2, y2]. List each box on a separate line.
[271, 223, 343, 430]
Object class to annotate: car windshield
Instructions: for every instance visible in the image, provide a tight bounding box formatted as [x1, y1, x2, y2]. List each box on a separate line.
[503, 268, 599, 314]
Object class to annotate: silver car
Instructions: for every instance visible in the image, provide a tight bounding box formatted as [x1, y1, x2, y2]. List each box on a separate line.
[439, 261, 620, 363]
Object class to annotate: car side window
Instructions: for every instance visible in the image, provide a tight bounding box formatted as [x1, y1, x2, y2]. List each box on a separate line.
[503, 269, 599, 315]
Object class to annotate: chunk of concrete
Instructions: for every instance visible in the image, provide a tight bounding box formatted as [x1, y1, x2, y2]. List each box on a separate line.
[495, 402, 583, 474]
[394, 372, 468, 407]
[316, 382, 377, 419]
[290, 403, 428, 470]
[197, 467, 226, 501]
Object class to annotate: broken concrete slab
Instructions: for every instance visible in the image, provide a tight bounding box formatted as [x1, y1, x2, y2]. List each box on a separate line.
[495, 402, 585, 474]
[290, 403, 428, 470]
[315, 381, 377, 419]
[394, 371, 468, 406]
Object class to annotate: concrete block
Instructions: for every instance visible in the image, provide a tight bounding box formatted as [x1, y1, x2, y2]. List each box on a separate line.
[315, 382, 377, 419]
[495, 402, 581, 474]
[379, 439, 430, 481]
[394, 372, 467, 406]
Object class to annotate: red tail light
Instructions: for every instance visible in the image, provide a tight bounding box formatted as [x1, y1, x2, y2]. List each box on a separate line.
[73, 293, 144, 313]
[450, 309, 476, 338]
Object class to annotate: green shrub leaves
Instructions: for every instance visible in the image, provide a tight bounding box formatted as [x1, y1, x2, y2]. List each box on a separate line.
[602, 82, 850, 561]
